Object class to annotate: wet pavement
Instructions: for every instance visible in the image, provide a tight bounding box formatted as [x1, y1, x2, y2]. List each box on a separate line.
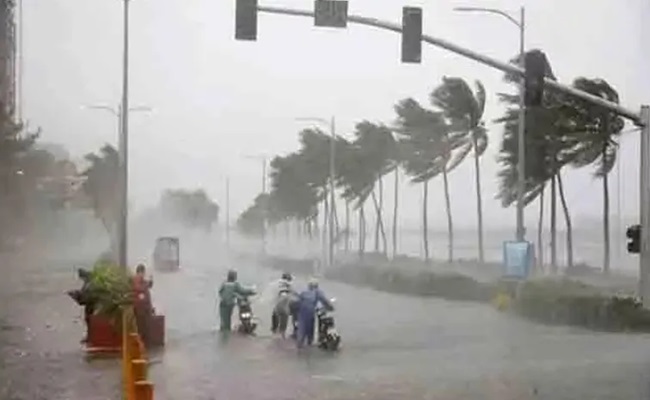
[0, 252, 119, 400]
[148, 247, 650, 400]
[3, 244, 650, 400]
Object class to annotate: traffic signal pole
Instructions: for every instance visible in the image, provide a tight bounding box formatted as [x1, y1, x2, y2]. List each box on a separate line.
[249, 3, 650, 305]
[640, 106, 650, 302]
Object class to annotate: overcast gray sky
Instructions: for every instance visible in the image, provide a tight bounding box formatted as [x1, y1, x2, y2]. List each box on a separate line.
[21, 0, 650, 230]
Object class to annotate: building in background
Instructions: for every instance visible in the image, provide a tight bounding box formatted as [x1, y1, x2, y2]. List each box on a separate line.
[0, 0, 16, 114]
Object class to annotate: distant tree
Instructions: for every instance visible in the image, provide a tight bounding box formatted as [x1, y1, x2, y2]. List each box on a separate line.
[159, 189, 220, 232]
[430, 77, 489, 264]
[80, 144, 119, 237]
[393, 98, 447, 263]
[0, 105, 40, 245]
[236, 193, 269, 237]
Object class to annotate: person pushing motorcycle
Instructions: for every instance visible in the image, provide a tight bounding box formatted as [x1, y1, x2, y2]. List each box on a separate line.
[296, 278, 333, 348]
[271, 272, 299, 338]
[218, 269, 256, 332]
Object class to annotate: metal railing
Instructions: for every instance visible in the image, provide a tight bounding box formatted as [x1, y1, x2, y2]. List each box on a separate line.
[121, 307, 154, 400]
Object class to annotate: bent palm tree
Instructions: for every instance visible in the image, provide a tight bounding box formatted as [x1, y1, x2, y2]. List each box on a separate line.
[430, 77, 489, 264]
[565, 77, 625, 274]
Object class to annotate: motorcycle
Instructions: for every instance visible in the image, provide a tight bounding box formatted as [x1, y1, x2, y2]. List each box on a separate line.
[236, 296, 258, 335]
[316, 298, 341, 351]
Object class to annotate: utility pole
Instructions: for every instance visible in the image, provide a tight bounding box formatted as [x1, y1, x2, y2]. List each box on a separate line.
[82, 99, 152, 264]
[225, 177, 230, 248]
[243, 154, 268, 255]
[118, 0, 130, 269]
[454, 6, 526, 241]
[328, 116, 336, 267]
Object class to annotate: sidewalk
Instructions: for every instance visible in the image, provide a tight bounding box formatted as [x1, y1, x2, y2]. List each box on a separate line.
[0, 250, 120, 400]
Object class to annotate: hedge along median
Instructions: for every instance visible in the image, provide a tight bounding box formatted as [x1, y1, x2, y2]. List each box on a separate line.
[264, 256, 650, 333]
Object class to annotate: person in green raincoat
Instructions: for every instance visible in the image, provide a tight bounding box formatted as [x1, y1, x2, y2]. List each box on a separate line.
[218, 269, 256, 331]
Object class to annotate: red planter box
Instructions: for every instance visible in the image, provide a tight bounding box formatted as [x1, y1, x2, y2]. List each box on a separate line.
[87, 314, 122, 353]
[86, 313, 165, 354]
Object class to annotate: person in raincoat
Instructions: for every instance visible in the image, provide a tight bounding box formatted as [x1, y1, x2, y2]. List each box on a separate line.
[271, 272, 299, 338]
[132, 264, 154, 346]
[218, 269, 256, 332]
[296, 278, 333, 348]
[67, 268, 96, 343]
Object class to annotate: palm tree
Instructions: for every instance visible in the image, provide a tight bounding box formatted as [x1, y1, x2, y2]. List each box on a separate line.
[394, 98, 454, 263]
[495, 49, 579, 272]
[335, 137, 375, 259]
[564, 77, 625, 274]
[430, 77, 489, 264]
[352, 121, 397, 257]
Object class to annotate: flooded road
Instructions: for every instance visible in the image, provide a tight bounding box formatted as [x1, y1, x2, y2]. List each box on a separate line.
[147, 247, 650, 400]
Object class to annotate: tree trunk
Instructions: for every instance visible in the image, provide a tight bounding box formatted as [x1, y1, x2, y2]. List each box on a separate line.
[550, 175, 558, 273]
[557, 171, 574, 268]
[333, 197, 340, 247]
[358, 205, 366, 259]
[374, 178, 386, 254]
[371, 190, 388, 258]
[345, 200, 350, 253]
[537, 185, 545, 274]
[423, 181, 429, 263]
[374, 183, 380, 253]
[392, 168, 399, 259]
[472, 140, 484, 264]
[442, 168, 454, 263]
[602, 147, 611, 275]
[322, 198, 329, 264]
[285, 220, 290, 242]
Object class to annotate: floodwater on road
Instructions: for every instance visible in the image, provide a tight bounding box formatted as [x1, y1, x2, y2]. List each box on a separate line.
[146, 247, 650, 400]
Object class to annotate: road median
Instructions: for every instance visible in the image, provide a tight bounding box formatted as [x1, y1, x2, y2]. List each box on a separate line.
[262, 254, 650, 333]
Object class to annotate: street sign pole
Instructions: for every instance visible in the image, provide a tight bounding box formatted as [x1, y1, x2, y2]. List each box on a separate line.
[639, 106, 650, 305]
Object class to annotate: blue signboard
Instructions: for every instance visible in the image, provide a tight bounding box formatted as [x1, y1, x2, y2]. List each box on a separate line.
[502, 241, 533, 279]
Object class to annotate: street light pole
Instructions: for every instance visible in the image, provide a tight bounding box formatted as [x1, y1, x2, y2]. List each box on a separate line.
[243, 154, 269, 255]
[515, 7, 526, 242]
[454, 6, 526, 242]
[225, 176, 230, 248]
[118, 0, 130, 269]
[328, 116, 336, 267]
[82, 100, 152, 265]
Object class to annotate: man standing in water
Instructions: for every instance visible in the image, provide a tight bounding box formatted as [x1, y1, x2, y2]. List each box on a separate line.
[271, 272, 298, 338]
[218, 269, 256, 332]
[132, 264, 154, 346]
[296, 278, 333, 348]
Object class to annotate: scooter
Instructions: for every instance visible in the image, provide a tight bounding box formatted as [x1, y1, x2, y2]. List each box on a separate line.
[236, 296, 258, 335]
[316, 298, 341, 351]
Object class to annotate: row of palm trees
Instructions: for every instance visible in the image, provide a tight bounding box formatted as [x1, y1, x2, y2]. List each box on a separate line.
[237, 49, 628, 273]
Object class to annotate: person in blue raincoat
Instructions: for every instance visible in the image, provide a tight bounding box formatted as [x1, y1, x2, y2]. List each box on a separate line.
[218, 269, 256, 332]
[296, 278, 333, 348]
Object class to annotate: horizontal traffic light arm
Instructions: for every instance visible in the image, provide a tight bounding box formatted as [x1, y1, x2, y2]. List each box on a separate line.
[256, 4, 642, 126]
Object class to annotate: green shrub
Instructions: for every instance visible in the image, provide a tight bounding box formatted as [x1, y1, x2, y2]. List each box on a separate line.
[512, 279, 650, 332]
[86, 260, 134, 325]
[263, 256, 650, 333]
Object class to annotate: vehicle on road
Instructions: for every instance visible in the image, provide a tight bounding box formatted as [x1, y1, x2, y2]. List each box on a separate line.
[153, 236, 180, 272]
[236, 296, 258, 335]
[316, 298, 340, 351]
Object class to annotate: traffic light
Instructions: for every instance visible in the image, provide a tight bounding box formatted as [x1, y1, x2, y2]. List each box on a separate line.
[626, 224, 641, 254]
[524, 50, 546, 107]
[314, 0, 348, 28]
[401, 6, 422, 64]
[235, 0, 258, 41]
